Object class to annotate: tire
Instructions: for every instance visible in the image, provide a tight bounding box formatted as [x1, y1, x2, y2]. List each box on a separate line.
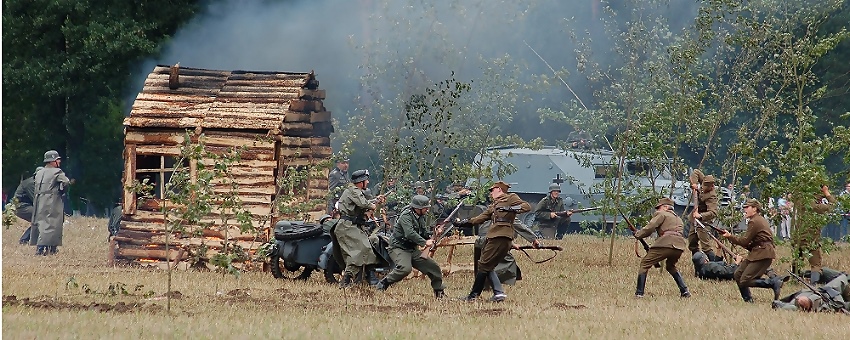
[275, 224, 323, 241]
[270, 254, 315, 280]
[323, 254, 341, 283]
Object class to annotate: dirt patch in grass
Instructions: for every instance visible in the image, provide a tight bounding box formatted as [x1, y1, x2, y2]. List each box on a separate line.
[3, 295, 163, 314]
[551, 302, 587, 310]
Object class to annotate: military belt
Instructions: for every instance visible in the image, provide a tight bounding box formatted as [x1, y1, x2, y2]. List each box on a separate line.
[494, 218, 512, 223]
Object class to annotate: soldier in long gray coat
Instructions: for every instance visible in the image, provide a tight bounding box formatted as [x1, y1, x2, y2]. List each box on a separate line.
[30, 150, 71, 255]
[331, 169, 384, 288]
[16, 166, 43, 244]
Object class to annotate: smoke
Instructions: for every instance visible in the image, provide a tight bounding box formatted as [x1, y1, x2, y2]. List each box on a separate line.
[126, 0, 700, 139]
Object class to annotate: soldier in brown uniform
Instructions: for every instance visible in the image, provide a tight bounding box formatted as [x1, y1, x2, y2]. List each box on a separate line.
[688, 170, 720, 263]
[803, 185, 837, 284]
[633, 197, 691, 298]
[455, 181, 535, 302]
[721, 198, 776, 302]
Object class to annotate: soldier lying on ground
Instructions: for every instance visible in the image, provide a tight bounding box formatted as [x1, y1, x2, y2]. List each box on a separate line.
[772, 274, 850, 313]
[691, 251, 787, 300]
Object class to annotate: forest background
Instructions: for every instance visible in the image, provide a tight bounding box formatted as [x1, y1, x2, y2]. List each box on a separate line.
[3, 0, 849, 217]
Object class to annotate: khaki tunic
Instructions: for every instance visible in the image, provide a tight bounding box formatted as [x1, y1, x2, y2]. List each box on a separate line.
[728, 214, 775, 286]
[468, 193, 531, 272]
[635, 210, 686, 274]
[688, 184, 719, 254]
[30, 167, 70, 246]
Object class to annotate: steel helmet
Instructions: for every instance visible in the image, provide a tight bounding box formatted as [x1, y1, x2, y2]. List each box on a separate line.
[351, 169, 369, 183]
[548, 183, 561, 192]
[410, 195, 431, 209]
[43, 150, 61, 163]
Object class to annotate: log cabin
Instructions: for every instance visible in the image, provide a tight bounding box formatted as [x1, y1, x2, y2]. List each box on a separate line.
[113, 64, 333, 270]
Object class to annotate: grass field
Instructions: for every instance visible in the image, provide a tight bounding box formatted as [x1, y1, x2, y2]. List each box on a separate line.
[3, 216, 849, 339]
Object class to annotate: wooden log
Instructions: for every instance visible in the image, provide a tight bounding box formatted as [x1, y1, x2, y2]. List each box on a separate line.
[309, 111, 332, 123]
[276, 136, 313, 147]
[202, 135, 275, 150]
[312, 146, 332, 157]
[115, 247, 189, 261]
[278, 147, 312, 158]
[310, 137, 331, 147]
[135, 144, 181, 156]
[125, 131, 186, 145]
[298, 89, 326, 100]
[287, 100, 324, 112]
[200, 116, 281, 131]
[283, 113, 311, 123]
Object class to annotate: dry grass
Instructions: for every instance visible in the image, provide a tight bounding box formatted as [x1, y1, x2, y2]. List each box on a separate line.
[3, 216, 849, 339]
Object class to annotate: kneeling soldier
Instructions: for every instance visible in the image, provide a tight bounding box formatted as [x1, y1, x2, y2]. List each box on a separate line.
[634, 197, 691, 298]
[376, 195, 446, 298]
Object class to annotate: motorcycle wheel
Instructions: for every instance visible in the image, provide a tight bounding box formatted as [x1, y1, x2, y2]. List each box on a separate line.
[269, 255, 314, 280]
[323, 254, 341, 283]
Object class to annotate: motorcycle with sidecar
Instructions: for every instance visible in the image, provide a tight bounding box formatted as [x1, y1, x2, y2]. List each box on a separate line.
[268, 220, 394, 283]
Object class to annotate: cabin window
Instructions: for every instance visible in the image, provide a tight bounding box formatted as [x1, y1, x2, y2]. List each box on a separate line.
[135, 155, 187, 199]
[626, 161, 650, 176]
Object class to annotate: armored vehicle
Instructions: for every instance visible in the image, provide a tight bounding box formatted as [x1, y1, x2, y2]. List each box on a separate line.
[472, 146, 691, 231]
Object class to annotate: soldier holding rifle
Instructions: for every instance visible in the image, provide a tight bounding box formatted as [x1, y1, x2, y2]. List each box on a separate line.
[633, 198, 691, 298]
[376, 195, 446, 298]
[688, 170, 721, 263]
[331, 169, 385, 288]
[454, 181, 536, 302]
[720, 198, 776, 303]
[534, 183, 570, 240]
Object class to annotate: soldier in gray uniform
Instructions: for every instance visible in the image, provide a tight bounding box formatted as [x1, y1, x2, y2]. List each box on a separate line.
[772, 274, 849, 313]
[30, 150, 71, 255]
[327, 158, 350, 214]
[533, 183, 572, 239]
[376, 195, 446, 298]
[692, 251, 786, 300]
[16, 166, 43, 244]
[331, 169, 384, 288]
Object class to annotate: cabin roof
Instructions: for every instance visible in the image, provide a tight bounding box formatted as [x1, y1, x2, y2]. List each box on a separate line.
[124, 65, 320, 131]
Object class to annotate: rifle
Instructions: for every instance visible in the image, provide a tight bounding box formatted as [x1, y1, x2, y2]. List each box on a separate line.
[515, 244, 563, 264]
[787, 270, 850, 315]
[693, 219, 737, 259]
[616, 208, 659, 268]
[427, 199, 466, 256]
[555, 206, 600, 217]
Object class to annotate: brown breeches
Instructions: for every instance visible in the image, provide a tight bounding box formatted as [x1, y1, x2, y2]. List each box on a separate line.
[734, 258, 773, 287]
[808, 248, 823, 274]
[478, 237, 513, 273]
[638, 247, 683, 275]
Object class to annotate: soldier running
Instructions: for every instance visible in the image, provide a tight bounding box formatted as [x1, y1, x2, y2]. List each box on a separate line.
[376, 195, 446, 298]
[455, 181, 535, 302]
[633, 197, 691, 298]
[720, 198, 776, 302]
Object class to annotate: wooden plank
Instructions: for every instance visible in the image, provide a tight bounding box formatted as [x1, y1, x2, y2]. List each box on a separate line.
[133, 92, 218, 104]
[199, 159, 276, 169]
[277, 136, 313, 147]
[278, 147, 312, 158]
[202, 135, 275, 150]
[312, 146, 332, 157]
[115, 247, 189, 261]
[135, 145, 181, 155]
[200, 116, 279, 130]
[288, 100, 324, 112]
[311, 137, 331, 146]
[125, 131, 186, 145]
[124, 116, 202, 129]
[281, 122, 313, 132]
[309, 111, 332, 123]
[123, 145, 137, 215]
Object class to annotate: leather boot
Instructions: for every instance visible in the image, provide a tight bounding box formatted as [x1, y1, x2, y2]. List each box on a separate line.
[364, 266, 379, 286]
[810, 271, 821, 285]
[462, 272, 489, 301]
[35, 246, 46, 256]
[434, 289, 446, 299]
[376, 278, 393, 291]
[635, 273, 647, 297]
[738, 285, 753, 302]
[672, 272, 690, 298]
[339, 273, 354, 289]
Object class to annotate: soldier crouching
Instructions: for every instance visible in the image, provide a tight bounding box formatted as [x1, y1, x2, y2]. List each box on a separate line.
[375, 195, 446, 298]
[633, 197, 690, 298]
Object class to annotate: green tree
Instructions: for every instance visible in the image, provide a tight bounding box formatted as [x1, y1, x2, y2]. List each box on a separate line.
[2, 0, 199, 212]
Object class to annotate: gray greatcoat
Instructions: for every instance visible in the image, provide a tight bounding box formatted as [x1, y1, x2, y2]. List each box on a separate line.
[30, 167, 70, 246]
[331, 185, 378, 276]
